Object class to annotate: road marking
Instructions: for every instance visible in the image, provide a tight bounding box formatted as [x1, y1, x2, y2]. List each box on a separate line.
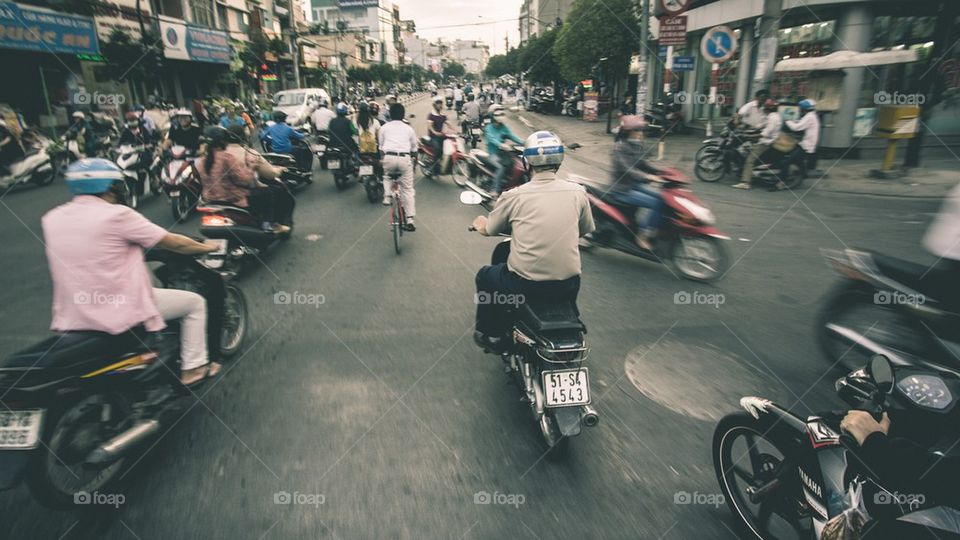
[517, 115, 534, 129]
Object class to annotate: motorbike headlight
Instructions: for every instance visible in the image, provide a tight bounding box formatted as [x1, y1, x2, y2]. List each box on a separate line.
[674, 197, 715, 225]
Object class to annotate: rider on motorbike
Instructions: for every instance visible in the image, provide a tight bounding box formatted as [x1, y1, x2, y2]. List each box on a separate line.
[0, 119, 25, 176]
[119, 112, 153, 145]
[461, 94, 481, 135]
[470, 131, 595, 352]
[260, 110, 309, 170]
[310, 99, 336, 134]
[483, 105, 524, 195]
[163, 109, 202, 154]
[328, 102, 359, 168]
[426, 96, 455, 177]
[786, 98, 820, 175]
[65, 111, 96, 158]
[608, 115, 665, 251]
[42, 158, 221, 385]
[732, 98, 781, 190]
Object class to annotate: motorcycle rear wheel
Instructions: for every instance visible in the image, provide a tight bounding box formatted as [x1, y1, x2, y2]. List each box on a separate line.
[452, 160, 469, 187]
[220, 284, 248, 358]
[671, 236, 728, 282]
[713, 412, 811, 540]
[695, 153, 726, 182]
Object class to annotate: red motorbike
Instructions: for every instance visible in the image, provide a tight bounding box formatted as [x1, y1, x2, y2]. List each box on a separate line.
[456, 142, 530, 198]
[576, 167, 729, 282]
[416, 133, 468, 182]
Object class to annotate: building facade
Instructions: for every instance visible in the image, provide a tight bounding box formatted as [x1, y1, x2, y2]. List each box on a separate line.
[518, 0, 575, 44]
[450, 40, 490, 75]
[308, 0, 401, 65]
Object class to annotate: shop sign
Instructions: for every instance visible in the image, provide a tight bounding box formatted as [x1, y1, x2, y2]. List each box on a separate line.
[583, 91, 599, 121]
[0, 1, 99, 55]
[672, 56, 694, 71]
[659, 16, 687, 46]
[160, 18, 230, 64]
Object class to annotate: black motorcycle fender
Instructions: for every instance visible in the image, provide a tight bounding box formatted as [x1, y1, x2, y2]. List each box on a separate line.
[0, 451, 31, 491]
[552, 407, 582, 438]
[491, 239, 512, 266]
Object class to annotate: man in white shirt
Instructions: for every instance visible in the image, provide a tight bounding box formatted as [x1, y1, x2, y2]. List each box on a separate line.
[786, 99, 820, 173]
[735, 89, 770, 129]
[311, 101, 336, 133]
[734, 99, 782, 189]
[454, 85, 464, 113]
[377, 103, 419, 230]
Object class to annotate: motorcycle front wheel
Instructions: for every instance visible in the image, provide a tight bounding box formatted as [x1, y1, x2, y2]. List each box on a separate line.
[452, 160, 470, 187]
[220, 284, 248, 358]
[713, 412, 812, 540]
[126, 179, 140, 209]
[694, 152, 726, 182]
[671, 235, 728, 282]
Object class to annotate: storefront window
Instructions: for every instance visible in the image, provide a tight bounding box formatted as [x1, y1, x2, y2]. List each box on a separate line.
[769, 22, 835, 101]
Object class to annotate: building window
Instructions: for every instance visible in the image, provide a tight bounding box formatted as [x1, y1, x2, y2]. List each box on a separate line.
[239, 12, 249, 32]
[217, 5, 228, 30]
[189, 0, 213, 26]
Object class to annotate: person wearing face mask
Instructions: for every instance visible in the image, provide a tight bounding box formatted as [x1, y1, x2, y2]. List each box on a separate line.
[608, 115, 664, 251]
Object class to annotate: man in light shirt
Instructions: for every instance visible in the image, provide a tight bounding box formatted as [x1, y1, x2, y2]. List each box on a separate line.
[733, 99, 782, 189]
[734, 89, 770, 129]
[310, 100, 336, 133]
[377, 103, 419, 231]
[454, 85, 464, 114]
[786, 99, 820, 174]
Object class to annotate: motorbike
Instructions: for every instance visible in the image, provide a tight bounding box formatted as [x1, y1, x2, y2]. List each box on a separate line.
[644, 95, 687, 135]
[312, 130, 329, 169]
[456, 142, 529, 197]
[0, 251, 247, 510]
[460, 190, 599, 459]
[0, 130, 56, 191]
[462, 120, 483, 149]
[528, 89, 558, 114]
[575, 168, 730, 282]
[445, 95, 454, 109]
[714, 352, 960, 539]
[358, 153, 382, 203]
[161, 145, 201, 221]
[817, 248, 960, 374]
[324, 145, 358, 190]
[695, 126, 807, 189]
[416, 133, 468, 183]
[113, 143, 158, 209]
[561, 95, 582, 117]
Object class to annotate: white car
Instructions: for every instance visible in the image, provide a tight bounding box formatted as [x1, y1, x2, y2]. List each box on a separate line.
[273, 88, 331, 126]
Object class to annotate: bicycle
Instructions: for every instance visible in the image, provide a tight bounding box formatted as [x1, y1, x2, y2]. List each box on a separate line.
[387, 171, 405, 254]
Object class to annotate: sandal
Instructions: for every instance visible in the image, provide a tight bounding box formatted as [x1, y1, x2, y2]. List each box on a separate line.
[731, 182, 752, 190]
[181, 362, 222, 387]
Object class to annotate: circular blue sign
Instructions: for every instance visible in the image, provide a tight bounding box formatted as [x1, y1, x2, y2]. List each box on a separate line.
[700, 25, 736, 63]
[166, 27, 179, 46]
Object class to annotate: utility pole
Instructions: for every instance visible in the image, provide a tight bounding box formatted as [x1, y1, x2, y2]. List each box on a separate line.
[752, 0, 782, 94]
[636, 0, 649, 117]
[288, 0, 301, 89]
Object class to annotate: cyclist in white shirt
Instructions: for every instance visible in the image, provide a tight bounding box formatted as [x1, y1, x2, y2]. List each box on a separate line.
[377, 103, 419, 231]
[454, 85, 464, 113]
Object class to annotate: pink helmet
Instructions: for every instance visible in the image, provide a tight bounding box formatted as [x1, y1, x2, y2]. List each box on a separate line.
[619, 115, 646, 132]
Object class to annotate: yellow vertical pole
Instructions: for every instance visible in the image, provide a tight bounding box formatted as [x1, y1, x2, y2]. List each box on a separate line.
[882, 140, 898, 171]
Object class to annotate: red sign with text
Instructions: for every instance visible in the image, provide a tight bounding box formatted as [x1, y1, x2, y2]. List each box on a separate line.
[659, 16, 687, 46]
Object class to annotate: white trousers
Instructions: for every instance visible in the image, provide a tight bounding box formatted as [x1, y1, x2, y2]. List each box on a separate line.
[153, 288, 208, 371]
[382, 155, 415, 219]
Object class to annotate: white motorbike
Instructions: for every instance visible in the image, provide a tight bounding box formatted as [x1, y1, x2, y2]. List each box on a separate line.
[0, 132, 56, 192]
[160, 145, 200, 221]
[114, 143, 157, 209]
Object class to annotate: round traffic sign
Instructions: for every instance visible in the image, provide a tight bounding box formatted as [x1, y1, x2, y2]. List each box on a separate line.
[659, 0, 691, 16]
[700, 25, 737, 64]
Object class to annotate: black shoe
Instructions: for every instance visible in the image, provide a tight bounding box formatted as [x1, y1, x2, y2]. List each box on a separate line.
[473, 331, 507, 354]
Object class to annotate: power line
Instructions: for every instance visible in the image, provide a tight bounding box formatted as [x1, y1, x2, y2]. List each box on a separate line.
[412, 18, 519, 31]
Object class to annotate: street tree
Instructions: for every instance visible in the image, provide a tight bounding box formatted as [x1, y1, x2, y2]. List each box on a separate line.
[368, 63, 397, 83]
[445, 62, 466, 78]
[554, 0, 641, 81]
[348, 67, 372, 83]
[517, 29, 561, 86]
[485, 54, 513, 78]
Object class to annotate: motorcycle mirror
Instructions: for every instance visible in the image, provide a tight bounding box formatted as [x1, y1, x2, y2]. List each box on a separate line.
[459, 191, 484, 206]
[867, 355, 895, 394]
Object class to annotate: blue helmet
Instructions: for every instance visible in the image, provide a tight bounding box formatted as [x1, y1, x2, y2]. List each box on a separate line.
[798, 99, 816, 112]
[65, 158, 124, 195]
[335, 102, 349, 116]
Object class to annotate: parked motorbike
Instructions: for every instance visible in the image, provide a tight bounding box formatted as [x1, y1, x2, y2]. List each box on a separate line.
[644, 95, 687, 135]
[161, 145, 201, 221]
[561, 95, 582, 117]
[460, 190, 599, 459]
[358, 153, 382, 203]
[0, 130, 56, 191]
[714, 353, 960, 539]
[113, 143, 157, 209]
[695, 126, 807, 189]
[817, 248, 960, 374]
[0, 251, 247, 510]
[575, 168, 730, 282]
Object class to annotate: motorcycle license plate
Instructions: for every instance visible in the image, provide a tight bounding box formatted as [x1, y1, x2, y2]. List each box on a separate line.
[311, 144, 326, 152]
[0, 410, 44, 449]
[471, 128, 482, 135]
[169, 190, 180, 197]
[328, 160, 341, 170]
[359, 165, 374, 176]
[542, 368, 590, 407]
[209, 239, 228, 256]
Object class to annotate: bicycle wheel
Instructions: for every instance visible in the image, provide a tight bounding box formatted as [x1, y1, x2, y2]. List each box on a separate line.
[392, 199, 401, 254]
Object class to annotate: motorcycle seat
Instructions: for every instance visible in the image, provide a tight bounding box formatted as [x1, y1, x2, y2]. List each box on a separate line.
[2, 329, 149, 372]
[519, 300, 585, 333]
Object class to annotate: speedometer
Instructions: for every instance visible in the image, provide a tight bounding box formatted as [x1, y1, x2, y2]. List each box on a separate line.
[897, 375, 953, 410]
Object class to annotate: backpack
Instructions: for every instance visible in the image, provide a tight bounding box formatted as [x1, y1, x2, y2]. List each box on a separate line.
[358, 127, 377, 154]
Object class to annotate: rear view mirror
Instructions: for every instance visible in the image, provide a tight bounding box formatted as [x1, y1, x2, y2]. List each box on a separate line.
[459, 191, 483, 205]
[868, 355, 895, 394]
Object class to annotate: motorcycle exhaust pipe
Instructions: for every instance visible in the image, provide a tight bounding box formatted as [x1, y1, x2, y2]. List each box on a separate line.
[580, 405, 599, 427]
[86, 420, 160, 465]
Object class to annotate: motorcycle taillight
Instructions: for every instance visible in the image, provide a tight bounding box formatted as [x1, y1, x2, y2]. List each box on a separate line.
[201, 214, 233, 226]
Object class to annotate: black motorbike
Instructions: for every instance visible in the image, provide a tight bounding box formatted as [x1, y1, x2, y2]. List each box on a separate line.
[0, 251, 247, 510]
[312, 130, 329, 169]
[695, 126, 807, 189]
[324, 146, 358, 190]
[261, 147, 313, 192]
[644, 95, 687, 135]
[817, 248, 960, 374]
[358, 153, 382, 203]
[460, 190, 599, 459]
[463, 120, 483, 149]
[714, 353, 960, 539]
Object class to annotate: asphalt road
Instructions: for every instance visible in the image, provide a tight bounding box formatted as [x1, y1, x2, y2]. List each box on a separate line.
[0, 96, 943, 539]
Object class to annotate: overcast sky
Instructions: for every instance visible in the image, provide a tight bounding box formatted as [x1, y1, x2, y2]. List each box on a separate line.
[393, 0, 522, 55]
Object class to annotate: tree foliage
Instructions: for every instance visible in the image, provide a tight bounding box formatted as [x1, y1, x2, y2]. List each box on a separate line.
[347, 67, 372, 83]
[518, 29, 561, 85]
[101, 29, 151, 82]
[485, 54, 512, 78]
[555, 0, 640, 80]
[444, 62, 466, 78]
[368, 63, 397, 83]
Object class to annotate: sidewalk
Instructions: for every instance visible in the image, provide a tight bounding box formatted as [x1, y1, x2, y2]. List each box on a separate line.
[510, 108, 958, 200]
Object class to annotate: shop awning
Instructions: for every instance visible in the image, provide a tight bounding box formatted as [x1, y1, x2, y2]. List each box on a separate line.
[774, 49, 919, 72]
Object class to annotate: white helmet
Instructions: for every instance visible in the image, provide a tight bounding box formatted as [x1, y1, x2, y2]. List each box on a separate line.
[432, 96, 443, 104]
[522, 131, 564, 170]
[72, 111, 86, 120]
[174, 108, 192, 118]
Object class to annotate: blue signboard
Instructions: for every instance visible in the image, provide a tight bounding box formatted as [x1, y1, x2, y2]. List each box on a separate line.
[658, 45, 667, 60]
[160, 19, 230, 64]
[700, 25, 737, 64]
[0, 1, 99, 55]
[672, 56, 694, 71]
